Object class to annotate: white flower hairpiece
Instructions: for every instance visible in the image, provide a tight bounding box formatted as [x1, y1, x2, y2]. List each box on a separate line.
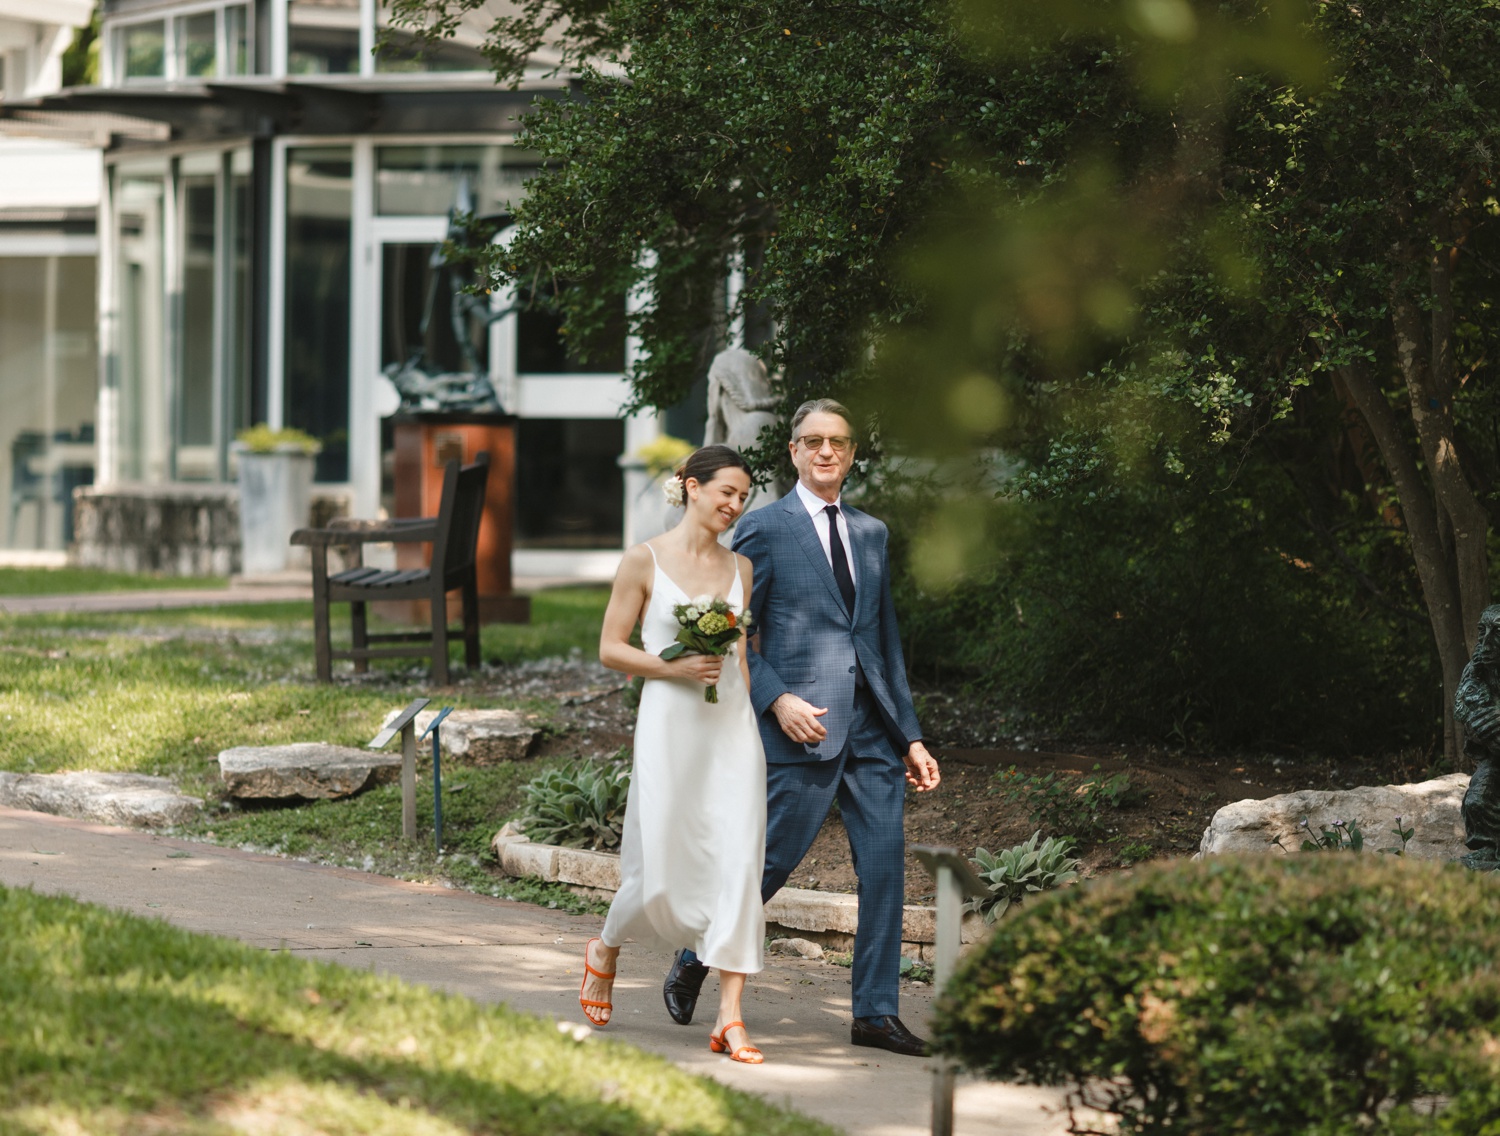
[662, 474, 685, 508]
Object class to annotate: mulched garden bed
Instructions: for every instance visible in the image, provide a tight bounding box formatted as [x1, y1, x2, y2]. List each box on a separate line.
[469, 658, 1442, 904]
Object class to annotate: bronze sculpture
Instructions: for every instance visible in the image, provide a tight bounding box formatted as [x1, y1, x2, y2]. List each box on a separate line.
[1458, 604, 1500, 869]
[384, 177, 513, 415]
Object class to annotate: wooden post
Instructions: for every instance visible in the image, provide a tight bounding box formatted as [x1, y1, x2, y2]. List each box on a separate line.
[931, 862, 961, 1136]
[910, 845, 995, 1136]
[400, 720, 417, 841]
[368, 698, 431, 845]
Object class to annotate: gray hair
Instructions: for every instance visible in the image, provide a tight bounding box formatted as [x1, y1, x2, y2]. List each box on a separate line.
[789, 398, 854, 440]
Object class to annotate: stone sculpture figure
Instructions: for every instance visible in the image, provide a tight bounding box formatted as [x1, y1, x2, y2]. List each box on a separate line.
[703, 347, 785, 542]
[705, 348, 779, 452]
[1458, 604, 1500, 869]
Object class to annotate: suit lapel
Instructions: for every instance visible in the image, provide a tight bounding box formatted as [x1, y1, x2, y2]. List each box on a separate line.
[781, 492, 853, 622]
[845, 507, 880, 627]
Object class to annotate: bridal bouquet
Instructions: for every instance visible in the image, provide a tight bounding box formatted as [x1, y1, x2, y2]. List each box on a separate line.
[660, 594, 751, 703]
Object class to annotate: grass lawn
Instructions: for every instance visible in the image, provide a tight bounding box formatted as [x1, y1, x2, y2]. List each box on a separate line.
[0, 567, 228, 595]
[0, 589, 614, 907]
[0, 885, 832, 1136]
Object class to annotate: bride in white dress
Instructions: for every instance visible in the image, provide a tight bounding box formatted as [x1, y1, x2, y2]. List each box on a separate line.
[583, 444, 769, 1064]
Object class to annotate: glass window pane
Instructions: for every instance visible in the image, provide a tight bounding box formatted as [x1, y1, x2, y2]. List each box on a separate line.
[515, 419, 624, 548]
[177, 11, 216, 78]
[122, 22, 166, 79]
[375, 144, 541, 216]
[180, 173, 216, 462]
[116, 171, 168, 483]
[0, 257, 97, 551]
[375, 0, 498, 72]
[226, 150, 252, 442]
[284, 147, 352, 482]
[517, 280, 626, 375]
[224, 5, 251, 75]
[288, 0, 360, 75]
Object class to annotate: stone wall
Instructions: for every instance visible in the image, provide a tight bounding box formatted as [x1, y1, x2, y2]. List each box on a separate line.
[72, 483, 350, 577]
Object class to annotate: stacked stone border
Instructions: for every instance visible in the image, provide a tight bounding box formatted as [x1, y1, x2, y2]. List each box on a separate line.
[492, 823, 984, 963]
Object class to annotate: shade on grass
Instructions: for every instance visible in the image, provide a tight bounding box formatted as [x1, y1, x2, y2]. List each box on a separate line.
[1, 885, 831, 1135]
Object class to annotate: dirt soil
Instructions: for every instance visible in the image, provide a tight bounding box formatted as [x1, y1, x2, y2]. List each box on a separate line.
[469, 659, 1441, 903]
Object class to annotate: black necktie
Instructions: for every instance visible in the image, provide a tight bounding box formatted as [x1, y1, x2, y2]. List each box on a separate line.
[824, 505, 856, 615]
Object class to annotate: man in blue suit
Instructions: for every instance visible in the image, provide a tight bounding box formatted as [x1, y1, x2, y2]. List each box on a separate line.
[663, 398, 942, 1056]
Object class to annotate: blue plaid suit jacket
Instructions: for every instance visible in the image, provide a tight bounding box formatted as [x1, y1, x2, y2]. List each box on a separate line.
[731, 490, 923, 764]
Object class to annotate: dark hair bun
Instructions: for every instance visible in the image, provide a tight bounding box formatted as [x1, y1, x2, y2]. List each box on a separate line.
[677, 444, 751, 491]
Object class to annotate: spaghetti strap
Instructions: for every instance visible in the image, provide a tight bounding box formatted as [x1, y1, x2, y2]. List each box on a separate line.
[643, 543, 660, 568]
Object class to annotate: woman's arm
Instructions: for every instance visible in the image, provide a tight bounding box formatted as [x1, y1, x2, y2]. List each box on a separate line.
[736, 553, 753, 694]
[598, 545, 723, 687]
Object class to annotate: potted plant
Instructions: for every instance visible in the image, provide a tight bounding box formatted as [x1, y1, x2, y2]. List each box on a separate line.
[233, 425, 321, 576]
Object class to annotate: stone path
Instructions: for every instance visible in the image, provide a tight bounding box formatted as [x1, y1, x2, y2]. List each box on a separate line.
[0, 807, 1075, 1136]
[0, 583, 312, 616]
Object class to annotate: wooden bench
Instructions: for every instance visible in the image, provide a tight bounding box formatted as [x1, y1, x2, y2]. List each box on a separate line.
[291, 454, 489, 685]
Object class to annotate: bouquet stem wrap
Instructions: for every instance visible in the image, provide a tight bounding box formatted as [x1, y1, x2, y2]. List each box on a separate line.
[660, 594, 751, 703]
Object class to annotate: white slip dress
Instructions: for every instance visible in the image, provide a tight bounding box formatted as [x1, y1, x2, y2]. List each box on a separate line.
[600, 546, 767, 974]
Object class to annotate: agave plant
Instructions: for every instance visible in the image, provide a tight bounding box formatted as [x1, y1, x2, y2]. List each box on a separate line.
[965, 831, 1082, 924]
[518, 757, 632, 851]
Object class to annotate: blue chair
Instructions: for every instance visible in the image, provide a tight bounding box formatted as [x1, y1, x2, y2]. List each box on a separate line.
[8, 431, 49, 548]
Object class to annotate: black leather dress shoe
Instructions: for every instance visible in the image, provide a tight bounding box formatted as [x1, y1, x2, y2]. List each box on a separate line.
[851, 1015, 929, 1057]
[663, 950, 710, 1025]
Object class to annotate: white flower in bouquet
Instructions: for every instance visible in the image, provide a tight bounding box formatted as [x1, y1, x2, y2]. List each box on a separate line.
[692, 594, 716, 610]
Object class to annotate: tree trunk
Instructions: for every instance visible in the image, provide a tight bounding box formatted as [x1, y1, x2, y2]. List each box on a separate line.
[1337, 361, 1469, 762]
[1412, 247, 1492, 649]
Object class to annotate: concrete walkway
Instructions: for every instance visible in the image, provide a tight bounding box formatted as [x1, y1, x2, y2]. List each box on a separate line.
[0, 583, 313, 615]
[0, 807, 1075, 1136]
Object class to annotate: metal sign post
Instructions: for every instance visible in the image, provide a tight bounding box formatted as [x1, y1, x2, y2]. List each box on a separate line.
[368, 697, 430, 841]
[910, 844, 995, 1136]
[420, 706, 454, 852]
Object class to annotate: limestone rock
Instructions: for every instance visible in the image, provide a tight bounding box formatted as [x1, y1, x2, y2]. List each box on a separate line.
[492, 829, 559, 882]
[0, 771, 203, 827]
[770, 937, 826, 960]
[381, 708, 537, 765]
[1197, 772, 1470, 861]
[218, 743, 402, 800]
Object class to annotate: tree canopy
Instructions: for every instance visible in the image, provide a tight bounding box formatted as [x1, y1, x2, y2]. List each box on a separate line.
[389, 0, 1500, 750]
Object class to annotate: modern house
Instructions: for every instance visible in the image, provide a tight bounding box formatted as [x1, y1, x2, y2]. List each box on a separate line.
[1, 0, 696, 575]
[0, 0, 100, 557]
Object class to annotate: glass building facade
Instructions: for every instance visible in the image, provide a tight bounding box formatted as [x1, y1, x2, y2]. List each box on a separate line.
[42, 0, 656, 562]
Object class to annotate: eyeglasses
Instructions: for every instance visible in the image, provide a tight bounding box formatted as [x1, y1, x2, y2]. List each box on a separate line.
[794, 435, 854, 453]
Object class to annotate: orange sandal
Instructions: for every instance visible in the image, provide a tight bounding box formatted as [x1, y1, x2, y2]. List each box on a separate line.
[579, 938, 615, 1026]
[709, 1020, 764, 1064]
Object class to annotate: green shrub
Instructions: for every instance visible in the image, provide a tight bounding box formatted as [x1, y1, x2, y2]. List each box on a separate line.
[965, 831, 1081, 923]
[518, 756, 631, 850]
[933, 855, 1500, 1135]
[995, 765, 1136, 842]
[870, 451, 1441, 753]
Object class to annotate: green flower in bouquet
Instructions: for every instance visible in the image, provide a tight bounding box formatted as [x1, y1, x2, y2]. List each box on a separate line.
[696, 610, 730, 635]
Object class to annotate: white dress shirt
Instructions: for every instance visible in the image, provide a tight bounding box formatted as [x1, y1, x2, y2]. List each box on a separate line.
[795, 480, 857, 585]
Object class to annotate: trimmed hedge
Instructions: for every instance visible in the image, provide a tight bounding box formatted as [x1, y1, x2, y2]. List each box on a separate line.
[933, 855, 1500, 1135]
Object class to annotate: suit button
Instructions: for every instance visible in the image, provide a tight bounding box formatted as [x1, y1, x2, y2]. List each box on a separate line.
[848, 666, 856, 673]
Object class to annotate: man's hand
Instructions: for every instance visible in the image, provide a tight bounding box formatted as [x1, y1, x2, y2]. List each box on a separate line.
[772, 692, 829, 743]
[902, 741, 940, 792]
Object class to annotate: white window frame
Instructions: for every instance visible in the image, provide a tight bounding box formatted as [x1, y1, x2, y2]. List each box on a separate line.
[104, 1, 254, 86]
[102, 143, 251, 486]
